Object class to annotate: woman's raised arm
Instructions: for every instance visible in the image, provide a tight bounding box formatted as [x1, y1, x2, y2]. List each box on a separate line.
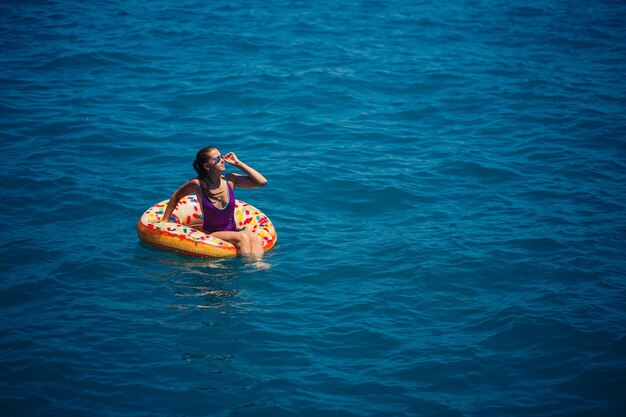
[223, 152, 267, 188]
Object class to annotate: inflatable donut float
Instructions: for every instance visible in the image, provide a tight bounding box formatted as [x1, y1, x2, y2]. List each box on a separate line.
[137, 195, 277, 257]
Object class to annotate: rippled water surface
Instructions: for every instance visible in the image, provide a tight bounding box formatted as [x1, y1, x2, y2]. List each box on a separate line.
[1, 0, 625, 416]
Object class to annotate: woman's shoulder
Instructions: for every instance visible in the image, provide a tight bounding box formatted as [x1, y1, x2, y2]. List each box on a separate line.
[185, 178, 201, 187]
[181, 178, 202, 192]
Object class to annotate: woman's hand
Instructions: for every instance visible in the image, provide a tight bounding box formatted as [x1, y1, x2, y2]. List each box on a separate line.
[222, 152, 240, 166]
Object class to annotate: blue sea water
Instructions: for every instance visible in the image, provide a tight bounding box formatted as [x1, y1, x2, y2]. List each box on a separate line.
[1, 0, 625, 415]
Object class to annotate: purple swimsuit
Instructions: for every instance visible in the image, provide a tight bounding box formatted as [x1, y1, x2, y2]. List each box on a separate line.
[202, 181, 236, 233]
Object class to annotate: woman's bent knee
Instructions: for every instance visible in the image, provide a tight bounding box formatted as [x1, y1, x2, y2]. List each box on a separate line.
[245, 231, 260, 241]
[238, 232, 251, 244]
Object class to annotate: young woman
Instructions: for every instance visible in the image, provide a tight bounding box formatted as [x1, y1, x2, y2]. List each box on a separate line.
[161, 146, 267, 258]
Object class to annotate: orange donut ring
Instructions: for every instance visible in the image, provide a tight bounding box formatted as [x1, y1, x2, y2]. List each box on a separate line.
[137, 195, 277, 257]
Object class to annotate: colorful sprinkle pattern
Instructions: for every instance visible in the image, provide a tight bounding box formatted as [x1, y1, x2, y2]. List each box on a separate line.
[137, 196, 277, 257]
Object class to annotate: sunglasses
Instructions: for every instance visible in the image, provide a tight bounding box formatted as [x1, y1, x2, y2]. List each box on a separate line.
[214, 155, 222, 164]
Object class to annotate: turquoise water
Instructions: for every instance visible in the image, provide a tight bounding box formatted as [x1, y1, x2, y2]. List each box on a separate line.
[1, 0, 625, 415]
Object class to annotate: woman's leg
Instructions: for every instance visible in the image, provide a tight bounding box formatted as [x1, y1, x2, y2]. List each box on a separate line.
[240, 231, 268, 269]
[242, 231, 264, 256]
[210, 231, 266, 269]
[210, 231, 251, 255]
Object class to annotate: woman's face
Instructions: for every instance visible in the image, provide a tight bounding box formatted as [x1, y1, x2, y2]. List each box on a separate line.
[204, 149, 225, 172]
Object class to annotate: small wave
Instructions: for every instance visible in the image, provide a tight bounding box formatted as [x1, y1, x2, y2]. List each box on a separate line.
[436, 160, 521, 181]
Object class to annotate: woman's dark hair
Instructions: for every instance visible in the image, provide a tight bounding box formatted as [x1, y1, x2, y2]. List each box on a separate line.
[193, 146, 217, 197]
[193, 146, 216, 177]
